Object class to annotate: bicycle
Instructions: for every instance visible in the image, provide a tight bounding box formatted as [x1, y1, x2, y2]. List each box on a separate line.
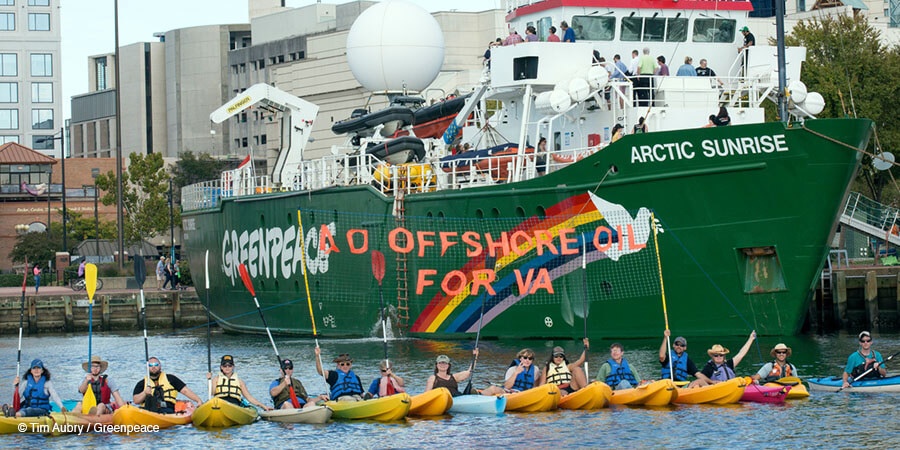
[70, 277, 103, 291]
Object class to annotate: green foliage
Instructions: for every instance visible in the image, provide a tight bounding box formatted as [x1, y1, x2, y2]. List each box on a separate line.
[50, 209, 117, 254]
[172, 151, 228, 192]
[9, 231, 62, 265]
[785, 15, 900, 203]
[0, 273, 37, 287]
[95, 152, 179, 245]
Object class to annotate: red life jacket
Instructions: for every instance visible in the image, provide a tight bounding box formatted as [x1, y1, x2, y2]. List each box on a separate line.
[89, 375, 113, 406]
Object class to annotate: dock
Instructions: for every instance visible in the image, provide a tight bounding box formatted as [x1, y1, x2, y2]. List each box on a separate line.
[0, 285, 207, 334]
[814, 263, 900, 333]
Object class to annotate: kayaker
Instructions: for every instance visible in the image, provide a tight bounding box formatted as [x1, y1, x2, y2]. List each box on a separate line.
[841, 331, 887, 389]
[74, 355, 126, 415]
[699, 331, 756, 384]
[539, 338, 590, 395]
[366, 360, 406, 398]
[132, 357, 202, 414]
[751, 343, 798, 383]
[269, 358, 326, 409]
[211, 355, 271, 410]
[597, 343, 642, 390]
[425, 350, 477, 397]
[315, 348, 366, 401]
[480, 348, 540, 395]
[3, 359, 66, 417]
[658, 330, 713, 388]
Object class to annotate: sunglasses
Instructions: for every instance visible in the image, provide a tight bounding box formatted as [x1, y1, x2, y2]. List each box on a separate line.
[148, 362, 160, 367]
[674, 343, 685, 347]
[520, 356, 533, 360]
[222, 363, 234, 367]
[553, 353, 565, 358]
[339, 362, 352, 367]
[31, 366, 42, 370]
[283, 366, 293, 370]
[380, 369, 388, 373]
[860, 339, 872, 343]
[712, 354, 725, 358]
[437, 361, 449, 365]
[775, 351, 788, 355]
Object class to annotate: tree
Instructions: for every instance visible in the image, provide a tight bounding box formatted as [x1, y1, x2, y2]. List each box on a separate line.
[94, 152, 178, 245]
[171, 151, 231, 203]
[785, 15, 900, 203]
[49, 209, 117, 254]
[10, 231, 62, 266]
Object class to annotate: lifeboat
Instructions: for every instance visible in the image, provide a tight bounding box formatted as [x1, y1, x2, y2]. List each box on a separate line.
[331, 106, 415, 137]
[363, 136, 426, 164]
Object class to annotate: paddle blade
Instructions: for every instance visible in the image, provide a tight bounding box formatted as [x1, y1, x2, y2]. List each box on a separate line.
[238, 263, 255, 297]
[371, 250, 386, 286]
[82, 386, 97, 414]
[204, 250, 210, 290]
[85, 263, 98, 302]
[462, 380, 473, 396]
[133, 255, 146, 287]
[12, 387, 19, 411]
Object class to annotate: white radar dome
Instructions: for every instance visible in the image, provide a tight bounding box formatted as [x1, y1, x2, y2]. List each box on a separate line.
[346, 1, 445, 93]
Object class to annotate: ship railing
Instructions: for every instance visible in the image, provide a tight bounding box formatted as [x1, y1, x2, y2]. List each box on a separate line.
[182, 180, 223, 211]
[296, 152, 387, 192]
[504, 0, 751, 10]
[842, 191, 900, 233]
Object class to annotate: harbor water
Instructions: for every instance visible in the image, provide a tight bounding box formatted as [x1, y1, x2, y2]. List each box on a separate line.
[1, 330, 898, 448]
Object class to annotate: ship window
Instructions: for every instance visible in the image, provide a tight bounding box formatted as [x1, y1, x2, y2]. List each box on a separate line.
[572, 15, 615, 41]
[738, 246, 787, 293]
[666, 18, 688, 42]
[642, 18, 666, 42]
[692, 18, 736, 43]
[620, 17, 642, 42]
[537, 16, 551, 40]
[513, 56, 538, 80]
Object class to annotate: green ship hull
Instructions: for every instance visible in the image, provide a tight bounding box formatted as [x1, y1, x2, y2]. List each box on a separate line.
[182, 118, 871, 339]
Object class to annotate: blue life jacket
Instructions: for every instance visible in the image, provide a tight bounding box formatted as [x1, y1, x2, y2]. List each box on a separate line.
[662, 351, 691, 381]
[330, 369, 363, 398]
[605, 358, 638, 387]
[709, 361, 735, 381]
[511, 362, 536, 391]
[24, 374, 50, 410]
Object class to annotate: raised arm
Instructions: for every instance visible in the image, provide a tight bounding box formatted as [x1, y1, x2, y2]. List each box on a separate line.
[732, 330, 757, 368]
[659, 330, 670, 363]
[314, 347, 326, 377]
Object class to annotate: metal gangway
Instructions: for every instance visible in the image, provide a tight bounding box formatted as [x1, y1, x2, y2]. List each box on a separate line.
[840, 191, 900, 246]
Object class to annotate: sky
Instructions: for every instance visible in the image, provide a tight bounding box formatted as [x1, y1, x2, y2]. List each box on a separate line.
[59, 0, 500, 122]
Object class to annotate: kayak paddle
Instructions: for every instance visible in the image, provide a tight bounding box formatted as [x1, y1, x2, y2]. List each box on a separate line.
[297, 211, 326, 391]
[651, 211, 674, 382]
[463, 255, 496, 395]
[581, 238, 589, 379]
[839, 350, 900, 391]
[371, 250, 389, 369]
[204, 250, 212, 400]
[13, 258, 27, 412]
[82, 263, 98, 413]
[134, 256, 149, 368]
[238, 263, 283, 369]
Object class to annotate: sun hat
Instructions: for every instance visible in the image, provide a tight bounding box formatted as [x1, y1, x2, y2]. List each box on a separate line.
[707, 344, 730, 357]
[740, 26, 750, 32]
[333, 353, 352, 363]
[82, 355, 109, 373]
[436, 355, 451, 364]
[674, 336, 687, 346]
[770, 343, 792, 358]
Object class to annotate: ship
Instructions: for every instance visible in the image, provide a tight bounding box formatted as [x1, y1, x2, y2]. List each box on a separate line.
[181, 0, 873, 339]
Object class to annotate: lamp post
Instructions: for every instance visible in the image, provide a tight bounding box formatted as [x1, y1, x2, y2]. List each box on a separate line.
[114, 0, 125, 270]
[92, 168, 100, 260]
[168, 178, 174, 259]
[36, 128, 66, 251]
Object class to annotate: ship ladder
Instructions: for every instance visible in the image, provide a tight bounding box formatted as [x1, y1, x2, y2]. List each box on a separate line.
[394, 192, 410, 332]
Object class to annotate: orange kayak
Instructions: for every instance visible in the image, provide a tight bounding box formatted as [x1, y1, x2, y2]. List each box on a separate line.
[674, 377, 747, 404]
[558, 381, 611, 410]
[610, 379, 678, 406]
[112, 403, 194, 431]
[504, 384, 560, 412]
[409, 388, 453, 416]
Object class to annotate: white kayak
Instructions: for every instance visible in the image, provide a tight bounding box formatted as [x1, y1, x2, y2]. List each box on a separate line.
[448, 395, 506, 415]
[259, 405, 333, 424]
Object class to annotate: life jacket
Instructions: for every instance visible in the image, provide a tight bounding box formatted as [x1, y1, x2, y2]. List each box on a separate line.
[708, 361, 736, 381]
[546, 362, 573, 387]
[89, 375, 112, 406]
[763, 361, 793, 382]
[605, 358, 638, 387]
[511, 362, 536, 391]
[662, 351, 691, 381]
[271, 377, 306, 409]
[215, 372, 243, 403]
[850, 351, 883, 380]
[432, 374, 461, 397]
[23, 374, 50, 410]
[330, 369, 364, 398]
[144, 372, 178, 410]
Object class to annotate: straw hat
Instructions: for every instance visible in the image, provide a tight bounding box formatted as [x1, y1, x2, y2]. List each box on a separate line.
[333, 353, 352, 363]
[770, 343, 792, 358]
[82, 355, 109, 373]
[707, 344, 730, 357]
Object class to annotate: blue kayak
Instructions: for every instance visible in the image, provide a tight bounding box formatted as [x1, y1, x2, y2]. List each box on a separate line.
[448, 395, 506, 415]
[807, 375, 900, 392]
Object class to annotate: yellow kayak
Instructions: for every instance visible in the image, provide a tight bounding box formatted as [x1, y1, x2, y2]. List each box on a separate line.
[674, 377, 747, 404]
[112, 403, 194, 430]
[325, 393, 411, 421]
[765, 377, 810, 399]
[409, 388, 453, 416]
[192, 397, 259, 428]
[0, 412, 92, 435]
[558, 381, 612, 410]
[504, 384, 560, 412]
[610, 379, 678, 406]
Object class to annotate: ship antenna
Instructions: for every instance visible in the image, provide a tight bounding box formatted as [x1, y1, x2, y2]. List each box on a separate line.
[775, 0, 788, 123]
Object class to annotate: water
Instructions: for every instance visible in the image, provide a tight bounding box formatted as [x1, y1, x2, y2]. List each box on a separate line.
[2, 330, 898, 448]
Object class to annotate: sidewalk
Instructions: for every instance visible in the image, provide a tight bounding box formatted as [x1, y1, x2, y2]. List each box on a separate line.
[0, 285, 196, 297]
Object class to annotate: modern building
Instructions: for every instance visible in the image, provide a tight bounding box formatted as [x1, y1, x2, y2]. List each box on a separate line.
[0, 0, 63, 159]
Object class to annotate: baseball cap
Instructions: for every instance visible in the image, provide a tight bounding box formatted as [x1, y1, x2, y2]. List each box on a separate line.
[220, 355, 235, 365]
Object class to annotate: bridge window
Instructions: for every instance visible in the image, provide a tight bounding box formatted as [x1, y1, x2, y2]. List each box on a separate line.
[620, 17, 687, 42]
[692, 18, 736, 43]
[572, 16, 616, 41]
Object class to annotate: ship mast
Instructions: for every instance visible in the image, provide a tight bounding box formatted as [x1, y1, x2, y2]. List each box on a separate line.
[775, 0, 788, 123]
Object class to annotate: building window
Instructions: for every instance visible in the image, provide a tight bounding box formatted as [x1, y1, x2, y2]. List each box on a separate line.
[95, 57, 107, 90]
[0, 109, 18, 129]
[260, 134, 267, 144]
[0, 54, 16, 76]
[29, 0, 51, 5]
[32, 134, 53, 149]
[0, 13, 14, 31]
[31, 108, 52, 129]
[0, 82, 16, 102]
[0, 1, 14, 6]
[30, 53, 51, 76]
[0, 135, 17, 144]
[241, 137, 247, 147]
[28, 13, 50, 31]
[31, 82, 52, 103]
